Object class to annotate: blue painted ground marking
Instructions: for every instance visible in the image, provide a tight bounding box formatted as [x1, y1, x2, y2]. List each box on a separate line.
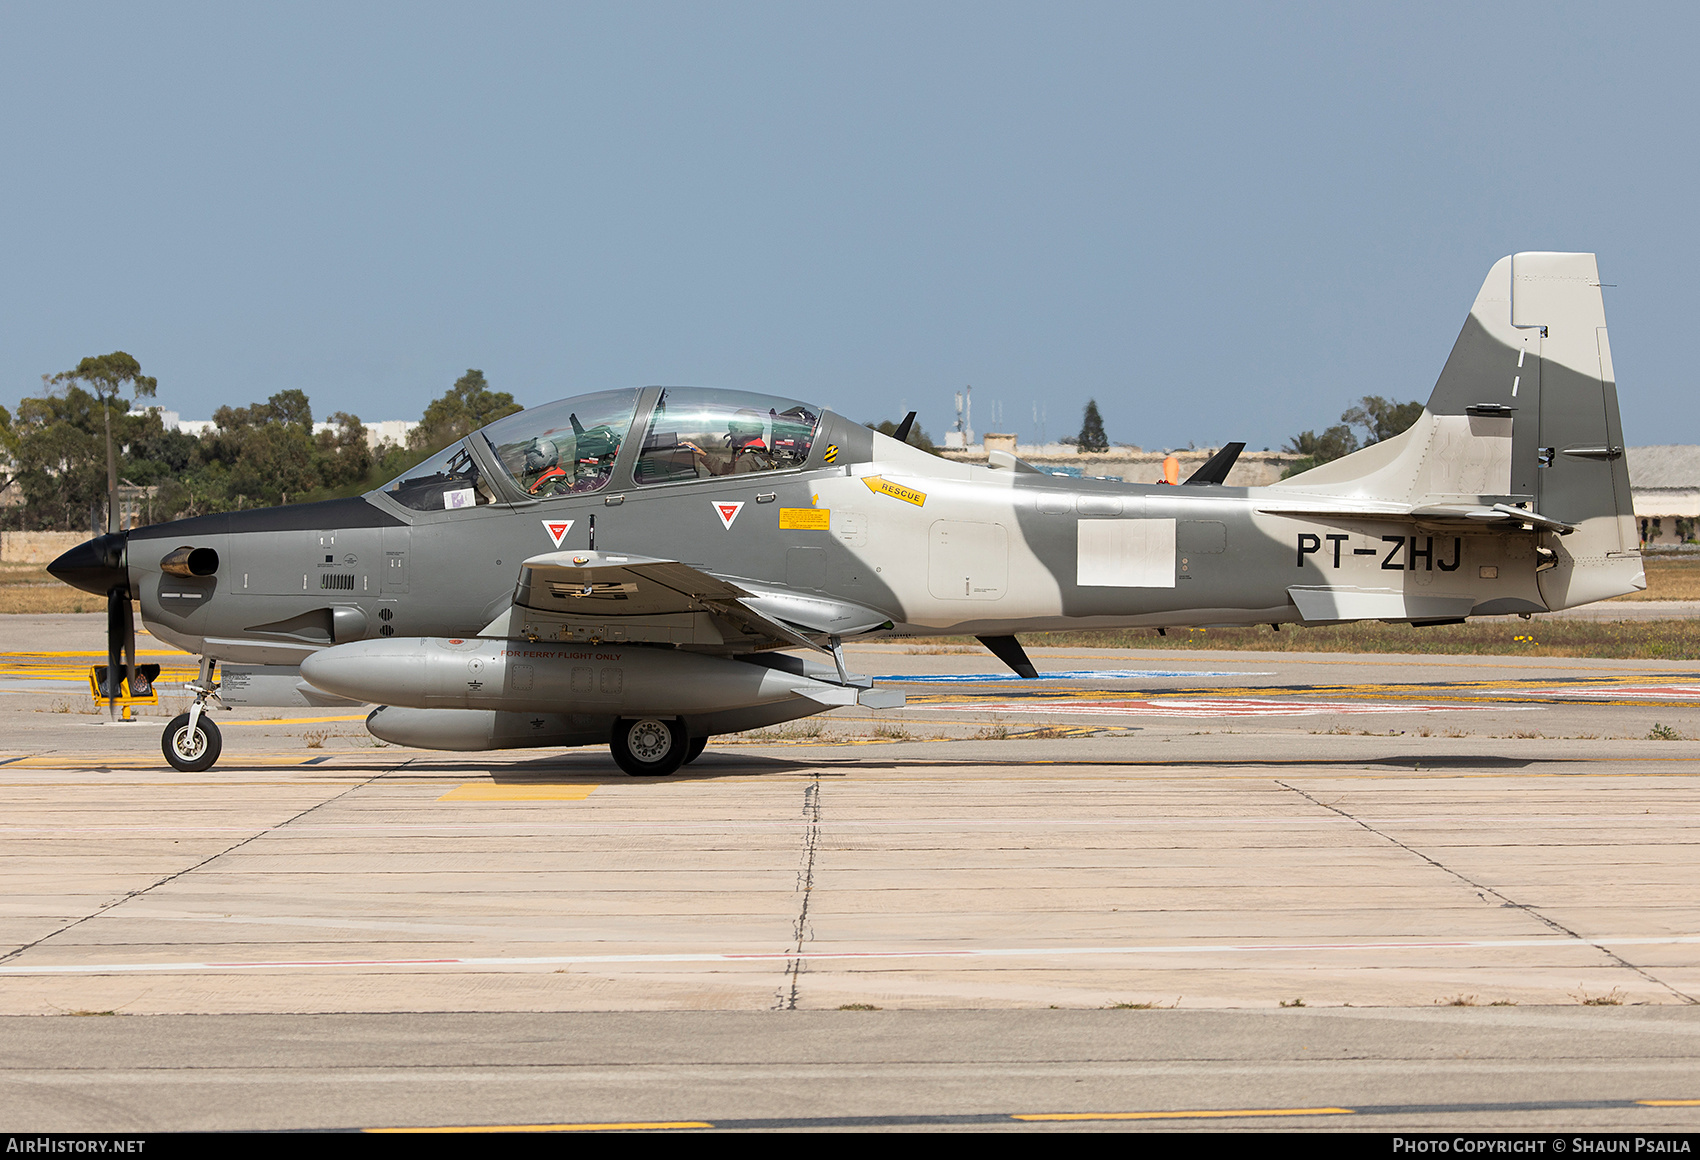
[874, 670, 1273, 683]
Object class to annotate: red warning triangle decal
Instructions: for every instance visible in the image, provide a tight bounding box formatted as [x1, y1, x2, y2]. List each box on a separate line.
[713, 501, 744, 530]
[541, 519, 574, 548]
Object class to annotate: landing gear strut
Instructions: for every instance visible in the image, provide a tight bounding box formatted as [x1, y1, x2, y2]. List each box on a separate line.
[163, 658, 224, 773]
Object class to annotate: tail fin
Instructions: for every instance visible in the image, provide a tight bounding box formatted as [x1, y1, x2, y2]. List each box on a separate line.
[1273, 253, 1641, 609]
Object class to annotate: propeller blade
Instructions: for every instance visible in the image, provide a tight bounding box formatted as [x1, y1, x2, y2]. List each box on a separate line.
[106, 586, 124, 717]
[122, 592, 136, 701]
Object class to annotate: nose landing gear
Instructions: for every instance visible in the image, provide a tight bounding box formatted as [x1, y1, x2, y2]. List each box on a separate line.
[163, 658, 225, 773]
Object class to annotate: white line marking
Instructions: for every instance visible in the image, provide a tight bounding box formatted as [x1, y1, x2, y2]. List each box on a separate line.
[5, 934, 1697, 975]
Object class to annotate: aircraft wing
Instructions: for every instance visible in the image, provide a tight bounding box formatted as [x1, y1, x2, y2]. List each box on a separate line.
[510, 551, 890, 653]
[515, 550, 750, 615]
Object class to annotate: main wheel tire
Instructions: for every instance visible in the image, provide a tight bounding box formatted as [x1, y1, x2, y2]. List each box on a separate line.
[163, 712, 222, 773]
[610, 717, 687, 776]
[684, 735, 708, 764]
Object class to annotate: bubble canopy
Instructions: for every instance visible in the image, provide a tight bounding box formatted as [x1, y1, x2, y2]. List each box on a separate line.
[378, 387, 825, 510]
[480, 389, 642, 498]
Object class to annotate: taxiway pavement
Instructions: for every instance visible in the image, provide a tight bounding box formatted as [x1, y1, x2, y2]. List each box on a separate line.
[3, 615, 1699, 1131]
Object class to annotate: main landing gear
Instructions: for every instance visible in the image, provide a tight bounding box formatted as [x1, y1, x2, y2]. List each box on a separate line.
[163, 658, 224, 773]
[609, 717, 708, 776]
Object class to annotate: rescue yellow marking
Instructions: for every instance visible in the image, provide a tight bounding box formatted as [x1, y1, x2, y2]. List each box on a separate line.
[368, 1122, 710, 1133]
[822, 443, 838, 463]
[1015, 1107, 1354, 1121]
[778, 507, 830, 530]
[438, 782, 600, 801]
[863, 475, 926, 506]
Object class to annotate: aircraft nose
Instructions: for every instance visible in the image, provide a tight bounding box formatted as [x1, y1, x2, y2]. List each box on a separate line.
[47, 531, 130, 595]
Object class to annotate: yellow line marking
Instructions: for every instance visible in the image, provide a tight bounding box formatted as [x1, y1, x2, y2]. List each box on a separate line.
[2, 755, 327, 768]
[1638, 1100, 1700, 1107]
[0, 650, 178, 658]
[1015, 1107, 1354, 1121]
[222, 715, 368, 726]
[368, 1121, 710, 1133]
[437, 783, 600, 801]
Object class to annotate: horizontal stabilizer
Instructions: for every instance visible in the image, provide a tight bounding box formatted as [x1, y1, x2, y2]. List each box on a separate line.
[1259, 501, 1573, 534]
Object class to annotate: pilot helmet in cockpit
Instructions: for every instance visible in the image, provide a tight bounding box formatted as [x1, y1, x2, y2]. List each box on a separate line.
[523, 438, 559, 476]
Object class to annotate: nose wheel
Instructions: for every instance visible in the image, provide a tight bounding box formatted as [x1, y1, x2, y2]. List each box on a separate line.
[163, 712, 222, 772]
[163, 657, 225, 773]
[610, 717, 687, 776]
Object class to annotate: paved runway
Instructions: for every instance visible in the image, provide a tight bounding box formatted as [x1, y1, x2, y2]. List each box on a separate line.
[3, 615, 1700, 1131]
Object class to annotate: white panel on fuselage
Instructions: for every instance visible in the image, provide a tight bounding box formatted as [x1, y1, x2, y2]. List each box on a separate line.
[928, 520, 1008, 600]
[1077, 518, 1176, 588]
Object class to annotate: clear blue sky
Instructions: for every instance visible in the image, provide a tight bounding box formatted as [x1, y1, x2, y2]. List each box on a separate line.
[2, 2, 1695, 452]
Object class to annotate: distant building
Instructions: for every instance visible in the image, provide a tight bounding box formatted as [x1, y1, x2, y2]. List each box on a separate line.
[937, 441, 1700, 537]
[1628, 446, 1700, 545]
[147, 409, 416, 451]
[938, 435, 1300, 487]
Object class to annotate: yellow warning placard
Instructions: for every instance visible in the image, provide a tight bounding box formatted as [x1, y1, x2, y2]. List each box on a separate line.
[863, 476, 926, 506]
[779, 508, 830, 530]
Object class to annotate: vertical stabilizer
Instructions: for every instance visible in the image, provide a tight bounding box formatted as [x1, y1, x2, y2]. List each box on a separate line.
[1272, 253, 1641, 609]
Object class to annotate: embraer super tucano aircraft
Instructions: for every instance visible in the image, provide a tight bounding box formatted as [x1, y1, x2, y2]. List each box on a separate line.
[49, 253, 1641, 775]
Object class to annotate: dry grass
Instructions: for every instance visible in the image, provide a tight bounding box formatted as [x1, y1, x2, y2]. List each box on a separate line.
[1011, 618, 1700, 660]
[725, 722, 828, 744]
[0, 565, 106, 613]
[1614, 555, 1700, 600]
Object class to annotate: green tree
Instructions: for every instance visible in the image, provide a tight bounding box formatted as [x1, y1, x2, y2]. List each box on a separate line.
[314, 412, 373, 490]
[1341, 396, 1424, 445]
[1281, 424, 1359, 478]
[864, 418, 937, 453]
[409, 370, 522, 453]
[1281, 395, 1424, 479]
[0, 404, 17, 498]
[51, 352, 157, 533]
[12, 386, 166, 530]
[1078, 399, 1109, 452]
[201, 390, 321, 507]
